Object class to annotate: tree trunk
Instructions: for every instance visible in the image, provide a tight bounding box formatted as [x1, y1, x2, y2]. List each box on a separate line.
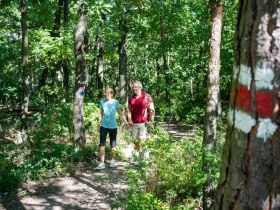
[51, 0, 63, 37]
[97, 36, 104, 100]
[215, 1, 280, 209]
[118, 17, 128, 104]
[63, 0, 69, 27]
[48, 0, 63, 103]
[156, 60, 161, 97]
[159, 15, 170, 104]
[72, 4, 88, 145]
[20, 0, 29, 142]
[62, 62, 70, 101]
[88, 36, 98, 99]
[203, 0, 223, 209]
[63, 0, 70, 101]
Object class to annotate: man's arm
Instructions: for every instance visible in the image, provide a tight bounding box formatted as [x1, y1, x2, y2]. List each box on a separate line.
[148, 102, 155, 129]
[148, 102, 155, 122]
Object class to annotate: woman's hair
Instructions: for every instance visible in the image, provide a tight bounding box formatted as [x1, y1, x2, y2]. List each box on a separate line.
[106, 87, 114, 96]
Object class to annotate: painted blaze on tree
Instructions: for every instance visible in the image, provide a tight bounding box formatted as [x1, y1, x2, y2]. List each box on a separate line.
[215, 1, 280, 210]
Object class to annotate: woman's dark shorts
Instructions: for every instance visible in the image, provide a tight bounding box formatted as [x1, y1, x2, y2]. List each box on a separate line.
[99, 126, 117, 148]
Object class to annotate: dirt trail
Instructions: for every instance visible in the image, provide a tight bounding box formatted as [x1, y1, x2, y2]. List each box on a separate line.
[0, 144, 134, 210]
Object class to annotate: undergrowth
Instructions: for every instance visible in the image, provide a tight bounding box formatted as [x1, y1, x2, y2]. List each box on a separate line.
[0, 102, 101, 193]
[117, 121, 225, 209]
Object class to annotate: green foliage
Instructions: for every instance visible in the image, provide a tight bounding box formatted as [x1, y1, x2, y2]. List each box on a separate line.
[28, 103, 73, 142]
[0, 152, 21, 192]
[121, 124, 225, 209]
[0, 140, 98, 193]
[28, 102, 100, 143]
[125, 190, 170, 210]
[123, 128, 210, 209]
[83, 102, 100, 138]
[0, 102, 101, 193]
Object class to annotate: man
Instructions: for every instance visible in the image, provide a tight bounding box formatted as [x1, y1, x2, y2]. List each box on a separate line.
[127, 81, 155, 159]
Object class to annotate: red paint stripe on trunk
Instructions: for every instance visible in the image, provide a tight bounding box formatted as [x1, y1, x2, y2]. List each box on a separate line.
[235, 87, 251, 113]
[234, 86, 274, 118]
[256, 92, 274, 118]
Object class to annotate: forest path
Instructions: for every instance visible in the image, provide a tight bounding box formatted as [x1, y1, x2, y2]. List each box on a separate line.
[0, 153, 133, 210]
[157, 116, 197, 140]
[0, 117, 194, 210]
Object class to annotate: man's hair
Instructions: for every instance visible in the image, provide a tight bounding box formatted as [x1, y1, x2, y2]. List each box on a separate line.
[133, 81, 142, 89]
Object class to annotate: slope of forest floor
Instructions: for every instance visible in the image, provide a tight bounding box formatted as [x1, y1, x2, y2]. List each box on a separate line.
[0, 145, 134, 210]
[0, 117, 195, 210]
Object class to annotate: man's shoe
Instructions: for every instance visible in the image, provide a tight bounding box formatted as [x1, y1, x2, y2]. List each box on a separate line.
[109, 160, 116, 168]
[96, 163, 105, 170]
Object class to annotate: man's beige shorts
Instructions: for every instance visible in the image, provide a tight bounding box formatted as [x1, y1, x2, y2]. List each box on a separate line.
[131, 123, 147, 140]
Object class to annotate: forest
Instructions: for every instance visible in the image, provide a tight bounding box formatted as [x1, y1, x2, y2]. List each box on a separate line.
[1, 0, 280, 209]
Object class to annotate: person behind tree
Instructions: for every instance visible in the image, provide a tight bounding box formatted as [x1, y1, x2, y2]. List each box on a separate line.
[96, 87, 127, 170]
[127, 81, 155, 160]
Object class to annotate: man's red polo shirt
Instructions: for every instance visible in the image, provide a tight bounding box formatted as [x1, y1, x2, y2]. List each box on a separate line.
[129, 91, 153, 123]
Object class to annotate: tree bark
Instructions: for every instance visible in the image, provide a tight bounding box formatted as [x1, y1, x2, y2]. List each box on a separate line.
[215, 0, 280, 209]
[63, 0, 69, 27]
[118, 16, 128, 104]
[72, 4, 88, 145]
[20, 0, 29, 142]
[63, 0, 70, 101]
[203, 0, 223, 209]
[159, 15, 170, 104]
[97, 36, 104, 100]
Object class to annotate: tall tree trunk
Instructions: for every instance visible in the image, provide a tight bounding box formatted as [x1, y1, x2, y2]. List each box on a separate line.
[156, 60, 161, 97]
[52, 0, 63, 37]
[97, 36, 104, 100]
[63, 0, 70, 101]
[159, 15, 170, 104]
[62, 62, 70, 101]
[63, 0, 69, 26]
[20, 0, 29, 142]
[118, 17, 128, 104]
[215, 0, 280, 209]
[48, 0, 64, 103]
[88, 36, 98, 99]
[203, 0, 223, 209]
[72, 4, 88, 145]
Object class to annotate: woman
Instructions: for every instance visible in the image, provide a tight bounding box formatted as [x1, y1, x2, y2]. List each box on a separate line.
[96, 88, 127, 170]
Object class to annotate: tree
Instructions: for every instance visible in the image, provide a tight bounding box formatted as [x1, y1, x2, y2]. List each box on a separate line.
[97, 35, 105, 100]
[118, 11, 128, 104]
[215, 1, 280, 209]
[203, 0, 223, 209]
[72, 3, 88, 145]
[21, 0, 30, 142]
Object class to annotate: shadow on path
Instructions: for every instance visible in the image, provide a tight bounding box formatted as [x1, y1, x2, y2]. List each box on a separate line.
[0, 161, 132, 210]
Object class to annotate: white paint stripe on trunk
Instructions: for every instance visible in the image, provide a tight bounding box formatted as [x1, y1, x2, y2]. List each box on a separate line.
[255, 64, 274, 90]
[257, 119, 277, 142]
[228, 109, 256, 133]
[233, 64, 251, 89]
[233, 64, 274, 90]
[228, 109, 277, 140]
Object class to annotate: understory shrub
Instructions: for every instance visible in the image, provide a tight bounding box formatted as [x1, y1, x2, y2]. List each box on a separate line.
[0, 102, 101, 193]
[123, 125, 224, 209]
